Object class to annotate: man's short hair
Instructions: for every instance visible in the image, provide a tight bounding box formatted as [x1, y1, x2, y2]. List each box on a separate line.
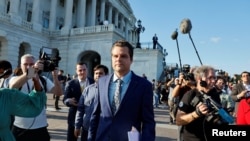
[76, 62, 88, 68]
[94, 64, 109, 74]
[111, 40, 134, 60]
[21, 54, 36, 63]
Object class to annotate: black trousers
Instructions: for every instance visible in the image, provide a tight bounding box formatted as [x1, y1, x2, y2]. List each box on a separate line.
[80, 128, 88, 141]
[55, 95, 60, 108]
[12, 125, 50, 141]
[67, 124, 77, 141]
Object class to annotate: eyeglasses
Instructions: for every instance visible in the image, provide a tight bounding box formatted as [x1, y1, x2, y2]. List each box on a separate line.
[22, 63, 34, 66]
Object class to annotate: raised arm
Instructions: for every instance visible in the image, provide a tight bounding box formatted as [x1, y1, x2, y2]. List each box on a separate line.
[49, 68, 63, 96]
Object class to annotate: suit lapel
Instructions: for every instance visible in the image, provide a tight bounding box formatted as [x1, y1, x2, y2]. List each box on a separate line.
[104, 75, 113, 115]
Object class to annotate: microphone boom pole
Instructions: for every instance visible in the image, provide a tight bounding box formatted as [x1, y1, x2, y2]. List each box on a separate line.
[188, 32, 203, 65]
[171, 29, 182, 72]
[180, 18, 203, 66]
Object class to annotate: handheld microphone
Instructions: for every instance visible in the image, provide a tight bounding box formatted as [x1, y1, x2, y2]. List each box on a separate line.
[180, 18, 192, 34]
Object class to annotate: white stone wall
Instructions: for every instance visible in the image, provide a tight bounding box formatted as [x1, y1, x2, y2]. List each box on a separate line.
[0, 0, 166, 81]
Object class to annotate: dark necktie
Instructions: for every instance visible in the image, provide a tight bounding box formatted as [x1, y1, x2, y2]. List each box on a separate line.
[112, 79, 122, 115]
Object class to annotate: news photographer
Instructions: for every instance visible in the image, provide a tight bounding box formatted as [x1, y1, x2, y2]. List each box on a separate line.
[176, 65, 232, 141]
[172, 66, 196, 141]
[9, 54, 63, 141]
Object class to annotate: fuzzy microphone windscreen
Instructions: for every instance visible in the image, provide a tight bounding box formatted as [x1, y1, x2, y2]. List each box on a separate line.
[171, 30, 178, 40]
[180, 18, 192, 34]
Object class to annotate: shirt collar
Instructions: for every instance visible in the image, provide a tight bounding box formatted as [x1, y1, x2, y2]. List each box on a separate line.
[78, 78, 87, 83]
[113, 71, 132, 84]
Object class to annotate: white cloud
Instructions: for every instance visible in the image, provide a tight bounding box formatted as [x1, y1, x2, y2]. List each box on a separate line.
[210, 37, 221, 43]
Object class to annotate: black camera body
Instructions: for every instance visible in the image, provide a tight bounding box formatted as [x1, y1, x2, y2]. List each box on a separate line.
[183, 72, 195, 81]
[182, 64, 190, 73]
[182, 64, 195, 81]
[39, 47, 61, 72]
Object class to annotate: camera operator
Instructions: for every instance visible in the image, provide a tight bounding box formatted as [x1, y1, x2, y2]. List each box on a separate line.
[172, 70, 196, 141]
[9, 54, 63, 141]
[176, 65, 221, 141]
[173, 65, 197, 101]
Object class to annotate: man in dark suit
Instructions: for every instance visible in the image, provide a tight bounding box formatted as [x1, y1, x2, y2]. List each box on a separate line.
[63, 62, 94, 141]
[231, 71, 250, 121]
[152, 33, 158, 49]
[88, 40, 155, 141]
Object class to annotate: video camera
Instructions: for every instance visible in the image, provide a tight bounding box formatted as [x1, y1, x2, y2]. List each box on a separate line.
[182, 64, 195, 81]
[39, 47, 61, 72]
[191, 91, 234, 125]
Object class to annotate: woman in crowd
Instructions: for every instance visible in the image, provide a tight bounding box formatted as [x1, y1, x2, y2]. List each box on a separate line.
[0, 67, 46, 141]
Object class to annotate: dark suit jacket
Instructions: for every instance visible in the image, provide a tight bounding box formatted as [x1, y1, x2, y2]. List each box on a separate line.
[63, 78, 94, 125]
[88, 71, 155, 141]
[230, 83, 246, 115]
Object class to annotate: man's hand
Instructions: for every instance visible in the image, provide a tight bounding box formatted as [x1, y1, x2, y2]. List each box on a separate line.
[52, 68, 59, 78]
[34, 60, 44, 71]
[68, 98, 78, 106]
[74, 128, 81, 138]
[196, 102, 209, 116]
[237, 90, 248, 99]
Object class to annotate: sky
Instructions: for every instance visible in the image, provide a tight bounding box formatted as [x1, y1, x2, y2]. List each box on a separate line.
[128, 0, 250, 76]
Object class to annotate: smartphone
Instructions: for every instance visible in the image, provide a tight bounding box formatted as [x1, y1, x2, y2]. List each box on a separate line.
[26, 67, 35, 78]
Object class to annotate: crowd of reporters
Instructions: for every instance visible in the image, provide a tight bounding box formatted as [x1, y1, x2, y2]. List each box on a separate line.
[2, 55, 250, 141]
[152, 64, 250, 141]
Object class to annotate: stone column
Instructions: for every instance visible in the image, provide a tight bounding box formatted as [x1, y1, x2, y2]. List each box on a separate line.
[32, 0, 42, 32]
[91, 0, 97, 26]
[0, 0, 6, 13]
[78, 0, 86, 27]
[121, 16, 124, 30]
[125, 19, 128, 40]
[100, 0, 105, 23]
[62, 0, 73, 31]
[114, 11, 118, 28]
[9, 0, 22, 25]
[49, 0, 57, 30]
[108, 5, 112, 24]
[32, 0, 40, 23]
[9, 0, 19, 14]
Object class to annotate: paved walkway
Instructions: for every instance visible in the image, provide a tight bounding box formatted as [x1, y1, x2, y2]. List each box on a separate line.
[46, 94, 178, 141]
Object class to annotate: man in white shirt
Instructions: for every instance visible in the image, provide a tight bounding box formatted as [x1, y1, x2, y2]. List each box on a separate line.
[9, 54, 63, 141]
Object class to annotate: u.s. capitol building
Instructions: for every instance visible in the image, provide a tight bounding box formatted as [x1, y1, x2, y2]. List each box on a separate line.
[0, 0, 166, 81]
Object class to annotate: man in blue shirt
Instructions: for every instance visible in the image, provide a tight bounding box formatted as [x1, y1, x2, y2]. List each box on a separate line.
[74, 64, 109, 141]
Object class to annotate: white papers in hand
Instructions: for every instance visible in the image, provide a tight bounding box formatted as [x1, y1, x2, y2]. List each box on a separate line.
[128, 126, 140, 141]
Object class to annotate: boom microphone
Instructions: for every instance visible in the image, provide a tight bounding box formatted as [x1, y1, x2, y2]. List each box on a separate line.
[179, 18, 203, 65]
[171, 29, 178, 40]
[180, 18, 192, 34]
